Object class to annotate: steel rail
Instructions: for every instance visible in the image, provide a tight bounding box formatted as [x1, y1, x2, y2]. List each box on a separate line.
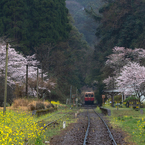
[93, 109, 117, 145]
[83, 109, 90, 145]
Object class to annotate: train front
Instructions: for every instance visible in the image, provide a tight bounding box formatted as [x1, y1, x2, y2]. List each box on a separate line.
[84, 92, 94, 105]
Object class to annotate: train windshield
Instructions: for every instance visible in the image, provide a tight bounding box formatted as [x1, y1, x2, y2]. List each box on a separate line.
[85, 94, 88, 97]
[85, 93, 94, 97]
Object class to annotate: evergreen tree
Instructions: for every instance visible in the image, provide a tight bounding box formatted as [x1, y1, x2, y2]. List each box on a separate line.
[38, 21, 90, 98]
[30, 0, 71, 46]
[0, 0, 28, 40]
[0, 0, 71, 54]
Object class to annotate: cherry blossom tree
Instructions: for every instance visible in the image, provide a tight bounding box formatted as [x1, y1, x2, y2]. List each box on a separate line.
[0, 43, 38, 85]
[104, 47, 145, 90]
[106, 46, 145, 73]
[106, 47, 127, 70]
[103, 76, 115, 89]
[116, 62, 145, 102]
[0, 42, 54, 97]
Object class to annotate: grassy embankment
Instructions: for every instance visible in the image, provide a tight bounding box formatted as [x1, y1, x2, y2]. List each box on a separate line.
[0, 100, 80, 145]
[103, 104, 145, 145]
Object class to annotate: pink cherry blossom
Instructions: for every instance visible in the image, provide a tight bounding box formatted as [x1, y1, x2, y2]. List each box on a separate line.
[104, 47, 145, 101]
[116, 62, 145, 100]
[103, 76, 114, 89]
[0, 43, 54, 97]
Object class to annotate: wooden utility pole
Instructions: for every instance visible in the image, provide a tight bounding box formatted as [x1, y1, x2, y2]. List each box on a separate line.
[37, 68, 39, 99]
[70, 85, 72, 104]
[76, 88, 77, 97]
[26, 65, 28, 98]
[102, 95, 105, 105]
[3, 43, 8, 114]
[41, 63, 43, 81]
[41, 63, 43, 98]
[111, 95, 114, 107]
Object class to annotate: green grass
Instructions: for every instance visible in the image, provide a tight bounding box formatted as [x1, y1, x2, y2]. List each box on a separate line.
[95, 106, 102, 113]
[36, 110, 78, 144]
[103, 105, 145, 145]
[29, 106, 80, 144]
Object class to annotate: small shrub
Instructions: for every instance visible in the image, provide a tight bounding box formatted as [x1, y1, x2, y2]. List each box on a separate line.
[43, 101, 51, 108]
[46, 104, 52, 108]
[36, 101, 45, 110]
[46, 103, 54, 108]
[124, 96, 139, 102]
[27, 103, 36, 111]
[14, 84, 25, 98]
[51, 103, 54, 108]
[114, 95, 122, 103]
[12, 98, 52, 111]
[13, 98, 29, 108]
[141, 102, 145, 108]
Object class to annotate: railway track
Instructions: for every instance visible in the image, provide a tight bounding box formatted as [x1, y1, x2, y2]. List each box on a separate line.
[83, 108, 117, 145]
[93, 109, 117, 145]
[83, 109, 90, 145]
[82, 104, 97, 108]
[51, 107, 124, 145]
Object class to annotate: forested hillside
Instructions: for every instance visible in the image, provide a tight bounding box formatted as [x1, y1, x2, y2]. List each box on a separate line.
[0, 0, 71, 54]
[89, 0, 145, 104]
[66, 0, 104, 46]
[0, 0, 93, 102]
[40, 22, 90, 100]
[2, 0, 145, 104]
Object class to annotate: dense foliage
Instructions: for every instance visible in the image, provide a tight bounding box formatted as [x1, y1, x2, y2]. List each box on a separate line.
[97, 0, 145, 48]
[38, 22, 90, 100]
[88, 0, 145, 104]
[103, 47, 145, 102]
[94, 0, 145, 66]
[66, 0, 104, 45]
[0, 1, 93, 102]
[0, 0, 71, 54]
[124, 96, 139, 102]
[0, 43, 56, 105]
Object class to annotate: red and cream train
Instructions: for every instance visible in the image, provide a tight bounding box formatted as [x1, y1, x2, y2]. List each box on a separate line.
[84, 92, 94, 105]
